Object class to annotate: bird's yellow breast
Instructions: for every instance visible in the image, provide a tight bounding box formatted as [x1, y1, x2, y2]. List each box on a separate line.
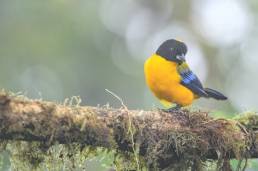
[144, 54, 194, 106]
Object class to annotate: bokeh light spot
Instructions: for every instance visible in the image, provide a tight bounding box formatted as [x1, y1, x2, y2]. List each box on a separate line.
[192, 0, 252, 46]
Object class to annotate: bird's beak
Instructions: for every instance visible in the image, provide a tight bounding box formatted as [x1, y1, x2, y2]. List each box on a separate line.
[176, 54, 185, 62]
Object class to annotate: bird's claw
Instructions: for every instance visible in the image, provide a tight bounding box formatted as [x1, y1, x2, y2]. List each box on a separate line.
[161, 105, 182, 113]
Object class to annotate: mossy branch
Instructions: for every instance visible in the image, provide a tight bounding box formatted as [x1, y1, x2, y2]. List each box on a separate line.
[0, 91, 258, 170]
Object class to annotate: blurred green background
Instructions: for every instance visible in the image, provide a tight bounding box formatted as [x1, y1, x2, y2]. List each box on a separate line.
[0, 0, 258, 170]
[1, 0, 258, 113]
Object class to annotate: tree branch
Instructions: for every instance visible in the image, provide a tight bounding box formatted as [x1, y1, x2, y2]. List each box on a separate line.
[0, 91, 257, 170]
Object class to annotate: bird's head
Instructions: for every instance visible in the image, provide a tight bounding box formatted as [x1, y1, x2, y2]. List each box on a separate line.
[156, 39, 187, 64]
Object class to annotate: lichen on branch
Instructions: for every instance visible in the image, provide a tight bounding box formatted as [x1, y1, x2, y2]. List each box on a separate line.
[0, 90, 257, 170]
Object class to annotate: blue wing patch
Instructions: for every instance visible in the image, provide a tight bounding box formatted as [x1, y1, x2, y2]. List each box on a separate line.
[178, 63, 208, 97]
[181, 72, 196, 84]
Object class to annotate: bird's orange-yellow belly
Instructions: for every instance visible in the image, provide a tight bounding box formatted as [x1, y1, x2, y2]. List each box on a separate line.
[144, 54, 194, 107]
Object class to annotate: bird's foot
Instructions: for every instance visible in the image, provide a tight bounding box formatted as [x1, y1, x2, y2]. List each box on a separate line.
[161, 105, 182, 113]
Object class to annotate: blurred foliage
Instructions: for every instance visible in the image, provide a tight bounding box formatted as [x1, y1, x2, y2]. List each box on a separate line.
[0, 0, 258, 170]
[0, 142, 116, 171]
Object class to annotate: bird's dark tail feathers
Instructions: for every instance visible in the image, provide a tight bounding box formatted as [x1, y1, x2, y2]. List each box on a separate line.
[204, 88, 227, 100]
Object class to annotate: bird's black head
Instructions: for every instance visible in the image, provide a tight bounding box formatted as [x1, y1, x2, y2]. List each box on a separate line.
[156, 39, 187, 64]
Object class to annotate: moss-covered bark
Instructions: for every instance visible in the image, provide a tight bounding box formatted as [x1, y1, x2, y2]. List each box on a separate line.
[0, 90, 257, 170]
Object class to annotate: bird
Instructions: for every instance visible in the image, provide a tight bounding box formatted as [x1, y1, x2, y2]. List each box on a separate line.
[144, 39, 227, 111]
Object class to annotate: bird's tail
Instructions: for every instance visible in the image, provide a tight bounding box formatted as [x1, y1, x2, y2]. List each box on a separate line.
[204, 88, 227, 100]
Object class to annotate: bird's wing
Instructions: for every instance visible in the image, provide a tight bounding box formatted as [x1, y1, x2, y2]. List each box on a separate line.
[177, 63, 208, 97]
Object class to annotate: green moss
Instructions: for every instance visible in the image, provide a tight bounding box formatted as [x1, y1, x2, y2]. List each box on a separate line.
[0, 91, 256, 170]
[234, 112, 258, 129]
[0, 140, 145, 171]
